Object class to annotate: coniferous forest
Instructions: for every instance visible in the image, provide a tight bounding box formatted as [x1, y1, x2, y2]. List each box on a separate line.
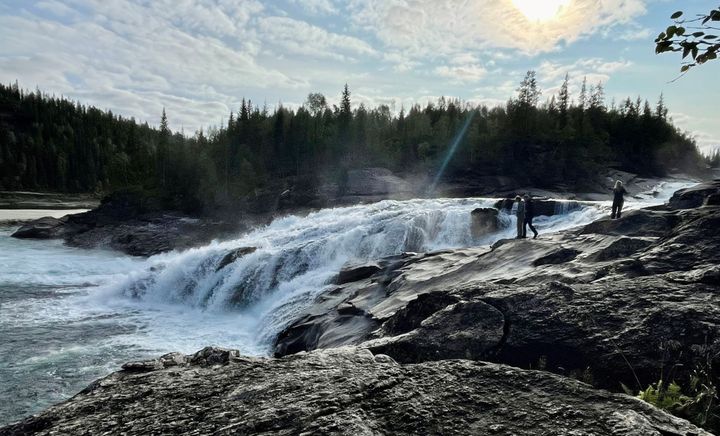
[0, 72, 711, 213]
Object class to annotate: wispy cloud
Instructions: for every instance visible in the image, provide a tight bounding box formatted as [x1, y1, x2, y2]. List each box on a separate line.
[348, 0, 648, 58]
[0, 0, 716, 148]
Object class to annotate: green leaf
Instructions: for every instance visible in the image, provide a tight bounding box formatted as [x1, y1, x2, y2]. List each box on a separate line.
[676, 27, 685, 36]
[681, 65, 691, 73]
[692, 32, 705, 38]
[704, 35, 718, 39]
[692, 46, 699, 59]
[671, 11, 683, 19]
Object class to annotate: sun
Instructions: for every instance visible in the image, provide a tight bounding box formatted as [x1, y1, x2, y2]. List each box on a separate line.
[512, 0, 570, 21]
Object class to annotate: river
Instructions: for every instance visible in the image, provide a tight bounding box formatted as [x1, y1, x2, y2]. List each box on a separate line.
[0, 182, 692, 425]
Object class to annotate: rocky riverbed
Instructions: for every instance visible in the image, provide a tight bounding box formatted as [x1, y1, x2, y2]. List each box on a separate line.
[2, 181, 719, 435]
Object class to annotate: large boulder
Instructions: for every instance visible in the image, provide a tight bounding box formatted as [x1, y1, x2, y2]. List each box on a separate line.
[1, 347, 710, 436]
[11, 216, 67, 239]
[365, 299, 506, 363]
[667, 181, 720, 210]
[470, 207, 499, 238]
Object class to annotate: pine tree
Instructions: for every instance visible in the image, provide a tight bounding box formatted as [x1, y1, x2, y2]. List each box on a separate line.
[341, 84, 351, 117]
[656, 93, 668, 119]
[158, 108, 169, 187]
[517, 71, 541, 107]
[338, 84, 352, 154]
[590, 82, 605, 110]
[558, 73, 570, 126]
[579, 77, 588, 111]
[240, 99, 249, 121]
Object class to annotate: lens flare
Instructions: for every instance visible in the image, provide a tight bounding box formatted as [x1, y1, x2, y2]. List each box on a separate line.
[512, 0, 570, 21]
[428, 110, 477, 195]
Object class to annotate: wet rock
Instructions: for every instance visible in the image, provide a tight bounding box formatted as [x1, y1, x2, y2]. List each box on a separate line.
[380, 291, 460, 335]
[591, 237, 654, 262]
[120, 360, 164, 373]
[365, 300, 506, 363]
[1, 347, 710, 436]
[470, 207, 499, 238]
[158, 352, 187, 368]
[189, 346, 240, 366]
[11, 217, 67, 239]
[273, 314, 328, 356]
[532, 247, 581, 266]
[668, 181, 720, 209]
[580, 209, 681, 237]
[216, 247, 257, 272]
[336, 262, 382, 284]
[706, 193, 720, 206]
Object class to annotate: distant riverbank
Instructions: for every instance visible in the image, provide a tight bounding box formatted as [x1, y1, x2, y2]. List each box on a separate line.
[0, 209, 89, 226]
[0, 191, 99, 210]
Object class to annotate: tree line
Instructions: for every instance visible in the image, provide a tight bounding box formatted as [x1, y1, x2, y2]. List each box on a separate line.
[0, 73, 712, 213]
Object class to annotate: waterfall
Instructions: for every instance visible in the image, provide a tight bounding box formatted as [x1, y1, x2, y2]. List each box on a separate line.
[101, 197, 600, 353]
[553, 200, 582, 216]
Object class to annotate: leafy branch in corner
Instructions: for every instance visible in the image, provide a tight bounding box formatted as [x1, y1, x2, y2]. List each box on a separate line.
[655, 6, 720, 75]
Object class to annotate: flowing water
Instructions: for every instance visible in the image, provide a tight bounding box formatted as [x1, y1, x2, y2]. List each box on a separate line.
[0, 184, 692, 424]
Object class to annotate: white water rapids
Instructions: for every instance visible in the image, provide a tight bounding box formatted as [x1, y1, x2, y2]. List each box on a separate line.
[0, 180, 693, 423]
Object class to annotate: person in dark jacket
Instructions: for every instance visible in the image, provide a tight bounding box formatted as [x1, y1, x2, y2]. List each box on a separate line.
[515, 196, 525, 239]
[523, 194, 539, 239]
[611, 180, 628, 219]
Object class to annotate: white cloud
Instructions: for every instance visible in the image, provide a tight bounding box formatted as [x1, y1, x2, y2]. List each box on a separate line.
[434, 64, 487, 83]
[536, 58, 633, 95]
[36, 0, 79, 18]
[0, 1, 301, 132]
[348, 0, 648, 57]
[289, 0, 338, 15]
[669, 112, 720, 156]
[258, 16, 377, 61]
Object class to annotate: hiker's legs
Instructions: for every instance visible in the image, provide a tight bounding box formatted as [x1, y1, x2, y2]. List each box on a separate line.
[526, 217, 538, 238]
[616, 201, 624, 219]
[516, 215, 524, 238]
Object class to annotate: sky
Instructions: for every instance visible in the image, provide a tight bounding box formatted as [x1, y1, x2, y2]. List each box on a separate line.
[0, 0, 718, 154]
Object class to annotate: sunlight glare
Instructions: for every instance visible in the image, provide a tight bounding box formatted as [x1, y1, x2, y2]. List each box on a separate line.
[512, 0, 570, 21]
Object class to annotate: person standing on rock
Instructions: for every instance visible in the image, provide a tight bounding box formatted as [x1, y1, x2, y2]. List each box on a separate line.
[515, 196, 525, 238]
[523, 194, 539, 239]
[611, 180, 628, 219]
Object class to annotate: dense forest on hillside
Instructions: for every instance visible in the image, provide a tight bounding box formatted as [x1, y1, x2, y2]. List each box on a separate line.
[0, 72, 711, 213]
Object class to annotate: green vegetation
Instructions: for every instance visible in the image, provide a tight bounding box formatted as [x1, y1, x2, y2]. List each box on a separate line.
[637, 379, 717, 429]
[0, 73, 708, 213]
[656, 5, 720, 73]
[630, 342, 719, 432]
